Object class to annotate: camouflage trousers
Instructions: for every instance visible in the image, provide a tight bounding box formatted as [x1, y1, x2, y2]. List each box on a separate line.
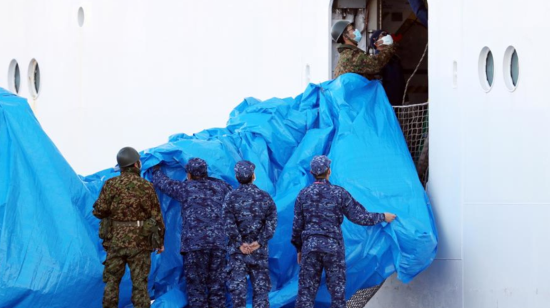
[295, 252, 346, 308]
[102, 247, 151, 308]
[228, 253, 271, 308]
[182, 249, 227, 308]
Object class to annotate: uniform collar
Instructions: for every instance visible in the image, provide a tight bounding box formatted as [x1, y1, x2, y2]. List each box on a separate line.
[239, 183, 256, 189]
[337, 44, 363, 53]
[314, 179, 330, 184]
[121, 166, 141, 176]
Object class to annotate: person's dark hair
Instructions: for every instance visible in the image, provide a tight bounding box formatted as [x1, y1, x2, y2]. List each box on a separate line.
[189, 173, 207, 180]
[314, 170, 329, 180]
[237, 175, 253, 184]
[120, 161, 138, 172]
[338, 25, 353, 44]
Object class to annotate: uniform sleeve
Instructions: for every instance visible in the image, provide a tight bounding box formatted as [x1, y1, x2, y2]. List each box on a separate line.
[342, 190, 385, 226]
[409, 0, 428, 27]
[291, 195, 305, 252]
[223, 197, 242, 252]
[225, 181, 233, 194]
[148, 185, 166, 246]
[353, 46, 396, 75]
[152, 169, 186, 202]
[92, 181, 113, 219]
[257, 196, 278, 248]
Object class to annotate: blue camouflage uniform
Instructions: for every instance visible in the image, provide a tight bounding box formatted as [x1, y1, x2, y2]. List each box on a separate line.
[291, 156, 386, 308]
[224, 161, 278, 308]
[152, 158, 232, 308]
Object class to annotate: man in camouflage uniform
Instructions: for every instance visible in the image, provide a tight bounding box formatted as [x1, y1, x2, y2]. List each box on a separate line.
[224, 161, 278, 308]
[93, 147, 166, 308]
[291, 155, 396, 308]
[331, 20, 396, 79]
[152, 157, 232, 308]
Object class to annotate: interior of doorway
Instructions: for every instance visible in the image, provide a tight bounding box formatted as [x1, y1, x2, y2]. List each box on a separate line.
[330, 0, 429, 105]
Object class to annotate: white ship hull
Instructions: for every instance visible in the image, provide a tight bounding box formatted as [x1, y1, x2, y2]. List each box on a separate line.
[0, 1, 548, 307]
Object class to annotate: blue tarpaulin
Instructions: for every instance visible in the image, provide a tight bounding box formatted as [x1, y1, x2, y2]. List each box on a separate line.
[0, 73, 437, 307]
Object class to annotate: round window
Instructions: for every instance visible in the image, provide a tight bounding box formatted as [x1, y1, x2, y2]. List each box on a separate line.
[503, 46, 519, 91]
[478, 47, 494, 92]
[28, 59, 41, 99]
[8, 60, 21, 94]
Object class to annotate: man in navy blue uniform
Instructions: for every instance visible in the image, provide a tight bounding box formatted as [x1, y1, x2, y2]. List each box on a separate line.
[291, 155, 396, 308]
[152, 158, 232, 308]
[224, 160, 278, 308]
[368, 29, 406, 106]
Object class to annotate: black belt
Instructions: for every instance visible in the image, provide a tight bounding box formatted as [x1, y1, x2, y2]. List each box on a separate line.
[112, 220, 145, 227]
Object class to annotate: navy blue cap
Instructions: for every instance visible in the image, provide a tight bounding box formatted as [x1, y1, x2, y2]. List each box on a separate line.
[185, 157, 207, 178]
[310, 155, 331, 176]
[370, 29, 385, 48]
[235, 160, 255, 182]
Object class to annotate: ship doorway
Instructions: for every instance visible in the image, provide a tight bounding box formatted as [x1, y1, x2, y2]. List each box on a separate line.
[330, 0, 428, 104]
[330, 3, 430, 306]
[381, 0, 428, 104]
[330, 0, 430, 187]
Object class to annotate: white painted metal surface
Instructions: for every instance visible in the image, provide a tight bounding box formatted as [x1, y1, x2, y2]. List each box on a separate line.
[1, 1, 549, 307]
[371, 1, 550, 307]
[0, 0, 333, 175]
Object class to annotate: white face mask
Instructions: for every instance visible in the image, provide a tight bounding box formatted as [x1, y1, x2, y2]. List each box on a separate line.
[380, 34, 394, 46]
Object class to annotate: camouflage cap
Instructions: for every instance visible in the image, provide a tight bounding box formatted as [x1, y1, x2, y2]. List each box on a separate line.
[310, 155, 331, 176]
[235, 160, 255, 182]
[185, 157, 208, 178]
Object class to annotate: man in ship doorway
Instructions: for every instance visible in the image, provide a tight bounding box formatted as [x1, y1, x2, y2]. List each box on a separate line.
[331, 20, 396, 79]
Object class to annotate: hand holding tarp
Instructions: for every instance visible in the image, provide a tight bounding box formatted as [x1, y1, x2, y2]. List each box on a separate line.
[384, 213, 397, 223]
[156, 245, 165, 254]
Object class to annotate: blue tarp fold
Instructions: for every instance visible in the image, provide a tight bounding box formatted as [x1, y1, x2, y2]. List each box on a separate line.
[0, 73, 437, 308]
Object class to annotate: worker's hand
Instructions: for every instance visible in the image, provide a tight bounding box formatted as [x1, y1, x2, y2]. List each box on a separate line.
[248, 241, 261, 253]
[384, 213, 397, 223]
[297, 252, 302, 264]
[240, 243, 252, 254]
[375, 39, 388, 51]
[156, 245, 165, 254]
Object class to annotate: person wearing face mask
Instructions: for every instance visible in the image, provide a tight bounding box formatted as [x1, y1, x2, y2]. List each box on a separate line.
[368, 29, 406, 106]
[332, 20, 396, 79]
[93, 147, 166, 308]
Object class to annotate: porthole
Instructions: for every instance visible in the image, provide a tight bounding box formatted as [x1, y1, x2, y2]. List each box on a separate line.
[8, 60, 21, 94]
[78, 7, 85, 27]
[503, 46, 519, 91]
[28, 59, 41, 99]
[478, 47, 494, 92]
